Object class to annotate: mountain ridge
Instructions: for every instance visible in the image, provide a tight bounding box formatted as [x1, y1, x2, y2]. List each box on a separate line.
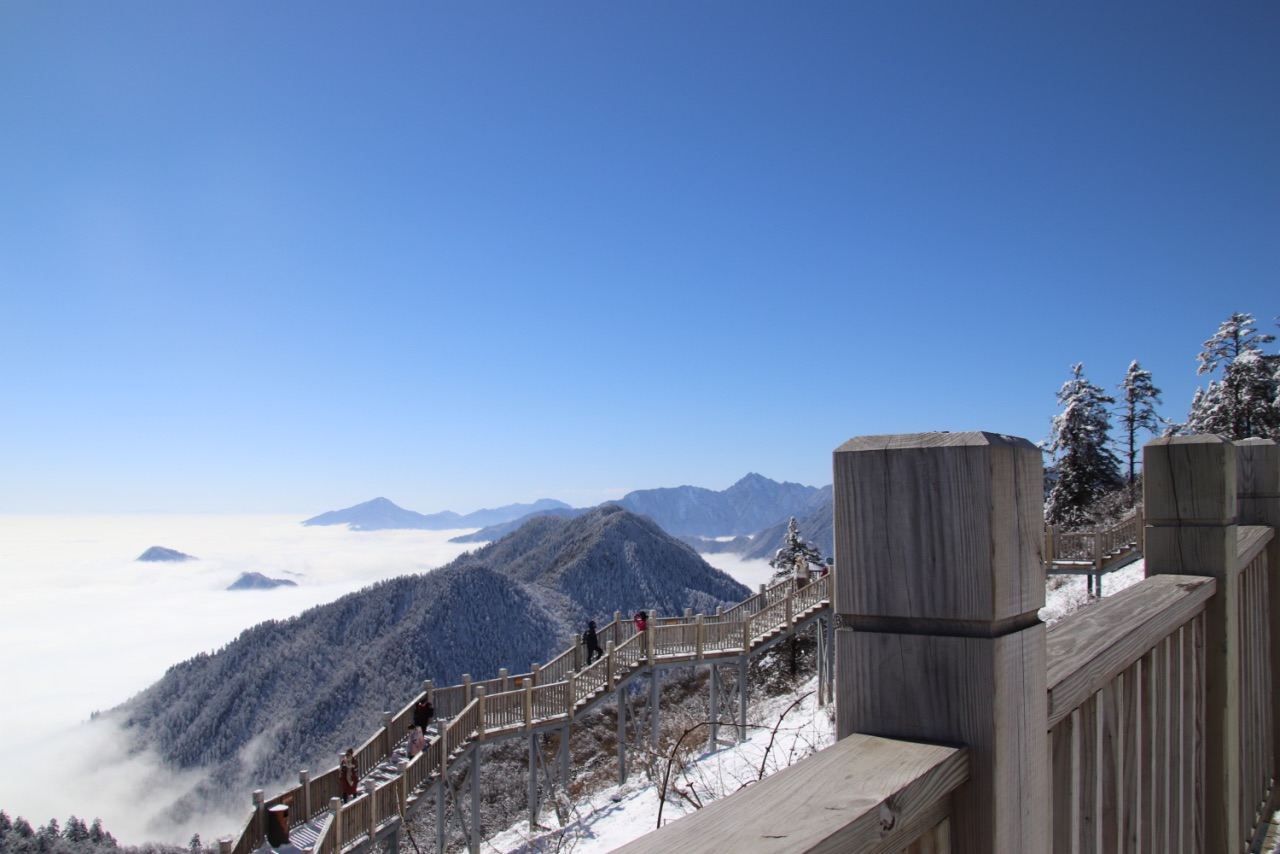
[110, 506, 749, 826]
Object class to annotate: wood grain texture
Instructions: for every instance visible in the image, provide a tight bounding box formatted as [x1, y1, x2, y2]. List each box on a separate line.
[838, 627, 1048, 852]
[1143, 435, 1237, 525]
[832, 431, 1044, 623]
[607, 734, 969, 854]
[1044, 575, 1214, 728]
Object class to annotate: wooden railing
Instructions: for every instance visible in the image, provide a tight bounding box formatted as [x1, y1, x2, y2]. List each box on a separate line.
[223, 433, 1280, 854]
[225, 573, 833, 854]
[1045, 509, 1144, 595]
[1045, 573, 1214, 851]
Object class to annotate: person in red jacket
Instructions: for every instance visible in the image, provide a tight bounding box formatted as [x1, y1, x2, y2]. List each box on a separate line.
[339, 748, 359, 802]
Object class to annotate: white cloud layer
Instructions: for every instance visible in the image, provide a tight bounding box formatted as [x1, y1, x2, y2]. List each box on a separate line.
[0, 514, 764, 844]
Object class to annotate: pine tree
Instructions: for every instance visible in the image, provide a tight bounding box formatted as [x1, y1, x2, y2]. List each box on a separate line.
[1196, 311, 1275, 375]
[767, 517, 825, 582]
[1045, 363, 1123, 529]
[1116, 360, 1162, 500]
[1186, 312, 1280, 440]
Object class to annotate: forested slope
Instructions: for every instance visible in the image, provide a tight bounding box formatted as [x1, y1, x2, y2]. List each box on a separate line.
[109, 507, 748, 822]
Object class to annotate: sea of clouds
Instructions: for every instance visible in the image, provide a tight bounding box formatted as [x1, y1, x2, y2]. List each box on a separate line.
[0, 514, 771, 845]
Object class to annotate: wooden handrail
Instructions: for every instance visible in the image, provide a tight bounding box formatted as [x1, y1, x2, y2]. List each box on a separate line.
[226, 574, 834, 853]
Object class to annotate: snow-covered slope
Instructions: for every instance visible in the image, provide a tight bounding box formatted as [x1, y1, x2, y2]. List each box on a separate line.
[475, 563, 1150, 853]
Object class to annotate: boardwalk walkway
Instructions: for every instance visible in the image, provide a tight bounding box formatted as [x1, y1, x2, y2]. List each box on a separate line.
[1044, 510, 1144, 596]
[224, 573, 834, 854]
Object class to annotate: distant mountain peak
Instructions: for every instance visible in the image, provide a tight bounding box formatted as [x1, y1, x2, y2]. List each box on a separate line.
[303, 497, 571, 531]
[137, 546, 196, 562]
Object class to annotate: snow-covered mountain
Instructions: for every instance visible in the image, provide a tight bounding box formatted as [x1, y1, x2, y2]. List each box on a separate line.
[453, 474, 831, 545]
[110, 507, 748, 824]
[301, 496, 572, 531]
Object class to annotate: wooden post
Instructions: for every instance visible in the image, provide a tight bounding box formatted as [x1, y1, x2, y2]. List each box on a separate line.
[218, 839, 232, 854]
[299, 769, 311, 819]
[524, 678, 534, 730]
[606, 641, 616, 691]
[1144, 434, 1238, 853]
[531, 662, 541, 687]
[462, 673, 472, 703]
[500, 667, 509, 692]
[696, 614, 705, 660]
[1236, 439, 1280, 799]
[363, 779, 376, 839]
[329, 797, 342, 844]
[253, 789, 265, 842]
[382, 710, 394, 758]
[833, 431, 1048, 853]
[396, 758, 409, 817]
[475, 685, 486, 740]
[785, 590, 793, 630]
[423, 679, 433, 700]
[567, 670, 577, 719]
[1093, 530, 1105, 597]
[1044, 524, 1055, 568]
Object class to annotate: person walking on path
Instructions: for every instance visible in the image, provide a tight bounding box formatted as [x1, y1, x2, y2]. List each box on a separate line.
[794, 554, 811, 589]
[633, 611, 648, 633]
[583, 620, 603, 664]
[407, 725, 426, 758]
[414, 696, 434, 733]
[340, 748, 359, 803]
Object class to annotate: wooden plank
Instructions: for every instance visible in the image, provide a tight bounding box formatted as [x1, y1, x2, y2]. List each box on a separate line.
[1237, 525, 1274, 568]
[1050, 711, 1079, 854]
[1078, 695, 1100, 853]
[1045, 575, 1215, 728]
[608, 734, 968, 854]
[1099, 676, 1122, 851]
[1123, 660, 1142, 851]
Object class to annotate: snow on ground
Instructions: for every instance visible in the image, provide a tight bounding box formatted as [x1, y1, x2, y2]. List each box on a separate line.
[475, 562, 1156, 853]
[1039, 558, 1146, 624]
[481, 677, 836, 854]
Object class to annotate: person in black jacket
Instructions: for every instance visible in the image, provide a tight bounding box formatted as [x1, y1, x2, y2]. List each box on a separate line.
[583, 620, 603, 664]
[413, 696, 434, 732]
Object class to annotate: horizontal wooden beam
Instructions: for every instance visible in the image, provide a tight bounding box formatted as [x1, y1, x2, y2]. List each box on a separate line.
[609, 734, 968, 854]
[1237, 525, 1274, 568]
[1045, 574, 1215, 728]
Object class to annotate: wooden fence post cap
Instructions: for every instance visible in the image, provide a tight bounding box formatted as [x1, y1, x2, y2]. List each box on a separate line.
[1236, 438, 1280, 495]
[835, 430, 1036, 455]
[833, 430, 1044, 623]
[1144, 435, 1238, 523]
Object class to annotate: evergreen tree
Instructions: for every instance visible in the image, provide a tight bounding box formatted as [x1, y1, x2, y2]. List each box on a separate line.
[767, 517, 825, 582]
[1045, 363, 1123, 529]
[1186, 312, 1280, 440]
[1196, 311, 1275, 375]
[1116, 360, 1162, 499]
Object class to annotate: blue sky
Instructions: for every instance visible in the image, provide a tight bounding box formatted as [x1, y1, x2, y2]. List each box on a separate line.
[1, 2, 1276, 514]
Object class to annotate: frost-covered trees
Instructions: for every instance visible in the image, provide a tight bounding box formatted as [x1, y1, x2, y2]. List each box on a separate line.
[1184, 312, 1280, 440]
[1045, 364, 1123, 529]
[1116, 361, 1162, 495]
[767, 518, 825, 583]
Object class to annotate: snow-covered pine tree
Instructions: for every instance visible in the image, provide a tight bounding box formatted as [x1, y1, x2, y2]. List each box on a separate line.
[1116, 360, 1162, 500]
[1186, 312, 1280, 440]
[768, 517, 825, 583]
[1045, 363, 1123, 529]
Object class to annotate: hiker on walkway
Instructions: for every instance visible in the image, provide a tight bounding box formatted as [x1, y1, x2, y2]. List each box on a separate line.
[633, 610, 648, 633]
[583, 620, 603, 664]
[795, 554, 811, 589]
[407, 725, 426, 758]
[340, 748, 359, 803]
[413, 695, 434, 733]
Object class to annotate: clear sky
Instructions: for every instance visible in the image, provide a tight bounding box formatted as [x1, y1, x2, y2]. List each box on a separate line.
[1, 2, 1276, 514]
